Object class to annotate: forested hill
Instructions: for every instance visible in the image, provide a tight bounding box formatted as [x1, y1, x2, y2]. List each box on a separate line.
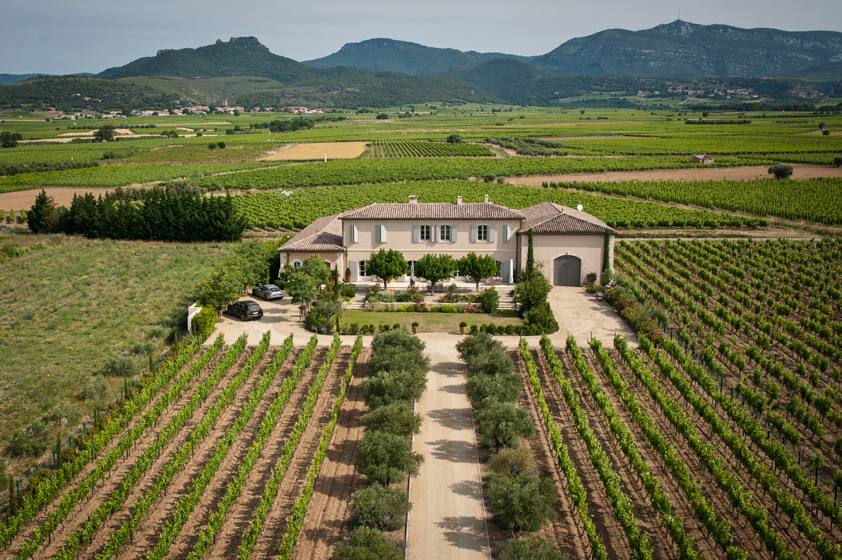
[305, 21, 842, 79]
[304, 38, 526, 77]
[531, 20, 842, 78]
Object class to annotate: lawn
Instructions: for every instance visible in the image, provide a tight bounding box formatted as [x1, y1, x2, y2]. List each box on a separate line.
[0, 233, 231, 469]
[339, 309, 523, 334]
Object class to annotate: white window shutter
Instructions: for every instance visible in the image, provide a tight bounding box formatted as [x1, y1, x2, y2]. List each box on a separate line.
[375, 224, 385, 243]
[413, 224, 419, 243]
[350, 260, 358, 280]
[470, 224, 477, 243]
[503, 224, 510, 242]
[432, 225, 439, 242]
[381, 224, 387, 242]
[452, 224, 458, 243]
[489, 225, 496, 243]
[350, 224, 358, 243]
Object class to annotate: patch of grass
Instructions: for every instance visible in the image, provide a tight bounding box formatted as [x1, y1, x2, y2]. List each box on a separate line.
[0, 234, 231, 456]
[340, 310, 522, 334]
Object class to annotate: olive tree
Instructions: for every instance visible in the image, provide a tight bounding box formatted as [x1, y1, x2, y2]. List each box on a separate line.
[367, 248, 408, 290]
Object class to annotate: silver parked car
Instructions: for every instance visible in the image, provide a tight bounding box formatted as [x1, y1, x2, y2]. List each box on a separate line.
[252, 284, 285, 300]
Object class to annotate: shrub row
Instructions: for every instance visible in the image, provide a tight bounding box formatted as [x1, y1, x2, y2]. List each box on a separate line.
[332, 330, 429, 559]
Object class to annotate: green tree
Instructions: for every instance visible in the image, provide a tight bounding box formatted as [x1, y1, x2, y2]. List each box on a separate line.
[495, 534, 565, 560]
[457, 332, 502, 362]
[361, 369, 427, 409]
[414, 253, 456, 294]
[367, 248, 408, 290]
[487, 471, 558, 532]
[525, 229, 535, 279]
[768, 164, 794, 179]
[199, 266, 243, 312]
[476, 288, 500, 312]
[27, 189, 59, 233]
[349, 484, 411, 531]
[467, 372, 522, 408]
[0, 131, 22, 148]
[300, 254, 330, 287]
[93, 124, 116, 142]
[360, 401, 421, 437]
[285, 268, 318, 310]
[476, 401, 534, 449]
[459, 252, 498, 292]
[446, 134, 463, 143]
[330, 527, 403, 560]
[833, 155, 842, 167]
[514, 272, 552, 313]
[356, 431, 422, 485]
[488, 446, 537, 481]
[234, 241, 271, 288]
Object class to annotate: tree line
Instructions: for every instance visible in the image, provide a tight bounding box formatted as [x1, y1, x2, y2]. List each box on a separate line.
[27, 186, 247, 242]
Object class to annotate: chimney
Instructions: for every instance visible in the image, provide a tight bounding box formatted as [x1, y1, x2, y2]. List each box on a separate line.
[484, 194, 490, 204]
[408, 195, 418, 204]
[456, 196, 463, 206]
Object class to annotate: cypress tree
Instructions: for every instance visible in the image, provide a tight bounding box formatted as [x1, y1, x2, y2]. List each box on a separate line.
[526, 229, 535, 279]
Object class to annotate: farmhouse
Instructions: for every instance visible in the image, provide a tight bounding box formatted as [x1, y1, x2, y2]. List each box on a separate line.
[691, 154, 715, 164]
[279, 195, 615, 286]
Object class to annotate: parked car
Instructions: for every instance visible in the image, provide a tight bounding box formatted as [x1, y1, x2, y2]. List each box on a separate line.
[252, 284, 285, 300]
[227, 300, 264, 321]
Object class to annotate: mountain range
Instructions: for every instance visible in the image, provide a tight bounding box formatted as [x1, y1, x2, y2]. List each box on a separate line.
[1, 21, 841, 111]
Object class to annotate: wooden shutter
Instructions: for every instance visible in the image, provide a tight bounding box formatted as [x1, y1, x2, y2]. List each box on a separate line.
[489, 225, 496, 243]
[470, 224, 477, 243]
[413, 224, 419, 243]
[452, 224, 458, 242]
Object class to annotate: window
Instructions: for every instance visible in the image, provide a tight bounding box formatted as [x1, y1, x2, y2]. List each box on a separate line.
[420, 225, 431, 242]
[440, 225, 451, 242]
[359, 260, 367, 276]
[291, 260, 302, 269]
[375, 224, 387, 243]
[477, 225, 489, 242]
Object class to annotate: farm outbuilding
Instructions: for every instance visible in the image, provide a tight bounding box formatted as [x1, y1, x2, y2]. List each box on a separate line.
[691, 154, 715, 164]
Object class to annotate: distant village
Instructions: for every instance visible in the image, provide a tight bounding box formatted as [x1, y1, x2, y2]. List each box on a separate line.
[58, 103, 332, 120]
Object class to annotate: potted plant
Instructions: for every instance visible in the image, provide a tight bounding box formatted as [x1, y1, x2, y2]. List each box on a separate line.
[586, 272, 598, 287]
[411, 321, 419, 334]
[345, 267, 351, 283]
[459, 321, 468, 335]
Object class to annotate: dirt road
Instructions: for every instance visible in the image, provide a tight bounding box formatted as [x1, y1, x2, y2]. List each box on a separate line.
[407, 337, 490, 560]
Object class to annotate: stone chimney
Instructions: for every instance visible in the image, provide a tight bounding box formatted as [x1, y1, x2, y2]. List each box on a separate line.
[456, 196, 463, 205]
[484, 194, 490, 204]
[408, 195, 418, 204]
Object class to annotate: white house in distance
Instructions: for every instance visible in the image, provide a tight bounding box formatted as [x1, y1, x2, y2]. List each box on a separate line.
[279, 195, 616, 286]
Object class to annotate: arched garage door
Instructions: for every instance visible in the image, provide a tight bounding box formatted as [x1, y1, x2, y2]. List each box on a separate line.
[553, 255, 581, 286]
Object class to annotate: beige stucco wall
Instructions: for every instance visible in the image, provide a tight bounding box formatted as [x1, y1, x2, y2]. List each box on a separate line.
[344, 218, 520, 282]
[280, 251, 345, 273]
[521, 233, 606, 285]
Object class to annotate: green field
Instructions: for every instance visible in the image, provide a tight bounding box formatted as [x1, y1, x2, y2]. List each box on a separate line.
[0, 233, 230, 449]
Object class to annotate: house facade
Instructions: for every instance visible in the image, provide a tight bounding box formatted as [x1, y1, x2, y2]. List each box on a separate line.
[279, 195, 615, 286]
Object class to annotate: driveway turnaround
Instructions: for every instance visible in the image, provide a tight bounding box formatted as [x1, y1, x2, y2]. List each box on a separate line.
[547, 286, 636, 347]
[407, 336, 490, 560]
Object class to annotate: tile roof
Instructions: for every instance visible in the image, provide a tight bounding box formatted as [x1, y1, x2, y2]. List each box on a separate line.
[338, 202, 524, 221]
[280, 213, 343, 252]
[519, 202, 615, 235]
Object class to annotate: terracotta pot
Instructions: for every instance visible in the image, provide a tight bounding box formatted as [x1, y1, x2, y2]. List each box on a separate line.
[412, 326, 419, 334]
[460, 326, 467, 335]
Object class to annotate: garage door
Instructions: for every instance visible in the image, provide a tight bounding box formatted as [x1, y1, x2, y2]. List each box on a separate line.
[553, 255, 581, 286]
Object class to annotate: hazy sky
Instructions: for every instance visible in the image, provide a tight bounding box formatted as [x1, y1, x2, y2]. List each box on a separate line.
[3, 0, 842, 74]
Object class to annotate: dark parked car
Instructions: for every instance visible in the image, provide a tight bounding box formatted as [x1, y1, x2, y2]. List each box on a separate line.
[252, 284, 285, 300]
[227, 300, 264, 321]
